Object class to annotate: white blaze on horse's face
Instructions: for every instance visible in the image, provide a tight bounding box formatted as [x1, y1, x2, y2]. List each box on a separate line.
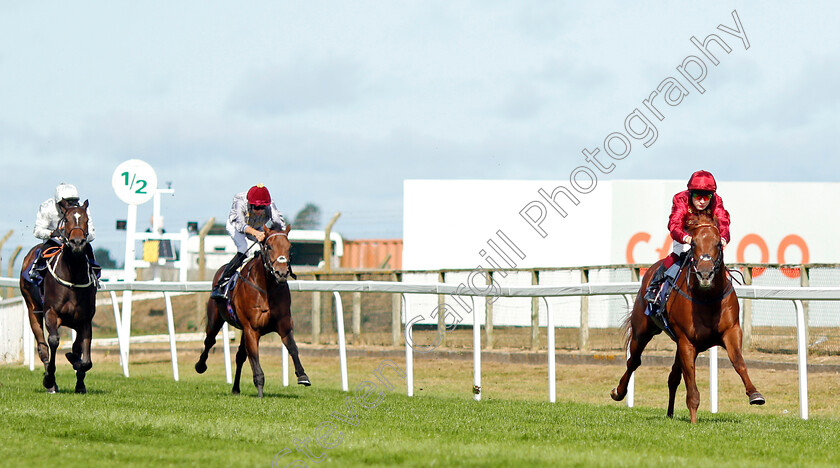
[73, 212, 81, 223]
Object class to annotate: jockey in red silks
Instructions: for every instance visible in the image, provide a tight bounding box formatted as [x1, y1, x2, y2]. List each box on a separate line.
[644, 170, 731, 305]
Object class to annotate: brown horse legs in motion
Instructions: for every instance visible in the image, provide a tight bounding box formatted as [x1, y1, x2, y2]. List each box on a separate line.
[194, 295, 309, 397]
[194, 225, 309, 397]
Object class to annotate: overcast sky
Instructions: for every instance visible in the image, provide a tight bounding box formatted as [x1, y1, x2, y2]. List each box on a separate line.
[0, 1, 836, 268]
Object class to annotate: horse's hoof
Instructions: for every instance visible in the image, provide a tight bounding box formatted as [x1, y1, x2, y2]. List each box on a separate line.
[46, 384, 58, 394]
[231, 388, 240, 395]
[75, 385, 87, 394]
[43, 374, 55, 390]
[297, 375, 311, 387]
[610, 388, 624, 401]
[195, 362, 207, 374]
[749, 392, 766, 405]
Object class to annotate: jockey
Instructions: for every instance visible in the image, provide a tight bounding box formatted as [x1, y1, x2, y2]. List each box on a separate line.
[210, 184, 288, 300]
[30, 183, 99, 283]
[644, 170, 731, 306]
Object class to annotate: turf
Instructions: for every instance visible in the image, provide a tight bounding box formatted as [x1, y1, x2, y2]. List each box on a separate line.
[1, 355, 839, 468]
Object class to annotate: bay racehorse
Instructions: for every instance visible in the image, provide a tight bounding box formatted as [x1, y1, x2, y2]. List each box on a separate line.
[19, 201, 97, 394]
[611, 213, 764, 423]
[195, 224, 310, 397]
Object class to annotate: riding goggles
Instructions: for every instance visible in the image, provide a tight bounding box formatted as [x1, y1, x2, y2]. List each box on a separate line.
[691, 191, 714, 202]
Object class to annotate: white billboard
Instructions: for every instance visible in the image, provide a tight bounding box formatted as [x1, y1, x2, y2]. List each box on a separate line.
[404, 179, 838, 270]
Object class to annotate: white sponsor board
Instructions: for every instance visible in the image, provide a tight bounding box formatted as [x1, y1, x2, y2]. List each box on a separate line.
[405, 179, 838, 269]
[403, 179, 840, 328]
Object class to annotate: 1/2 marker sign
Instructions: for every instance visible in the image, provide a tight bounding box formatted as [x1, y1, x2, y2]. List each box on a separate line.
[112, 159, 157, 205]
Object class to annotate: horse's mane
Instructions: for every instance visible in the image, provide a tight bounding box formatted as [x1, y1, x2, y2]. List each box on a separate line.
[686, 212, 718, 232]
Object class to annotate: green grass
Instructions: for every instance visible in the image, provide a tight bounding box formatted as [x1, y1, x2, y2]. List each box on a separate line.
[1, 357, 839, 468]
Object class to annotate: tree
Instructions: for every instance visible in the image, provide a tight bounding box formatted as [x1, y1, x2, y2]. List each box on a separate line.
[94, 247, 119, 269]
[293, 203, 322, 230]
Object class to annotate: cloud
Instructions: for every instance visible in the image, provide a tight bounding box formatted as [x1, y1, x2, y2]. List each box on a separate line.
[227, 57, 367, 116]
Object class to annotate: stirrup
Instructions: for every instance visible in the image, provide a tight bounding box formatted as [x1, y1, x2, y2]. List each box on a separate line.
[210, 282, 229, 300]
[644, 286, 661, 304]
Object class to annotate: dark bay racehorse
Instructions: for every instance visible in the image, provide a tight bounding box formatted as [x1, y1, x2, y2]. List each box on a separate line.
[611, 213, 764, 423]
[195, 224, 310, 397]
[19, 201, 97, 394]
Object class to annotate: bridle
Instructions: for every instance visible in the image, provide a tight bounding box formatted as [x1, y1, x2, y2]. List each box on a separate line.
[56, 207, 89, 247]
[259, 232, 292, 282]
[687, 223, 724, 278]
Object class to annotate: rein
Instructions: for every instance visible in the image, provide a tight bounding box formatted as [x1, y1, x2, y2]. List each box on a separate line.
[46, 249, 95, 289]
[671, 227, 733, 305]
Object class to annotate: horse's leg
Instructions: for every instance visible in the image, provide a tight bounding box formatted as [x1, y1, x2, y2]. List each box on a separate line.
[676, 340, 700, 423]
[231, 340, 247, 395]
[281, 330, 310, 386]
[70, 323, 93, 394]
[721, 326, 765, 405]
[26, 309, 50, 364]
[611, 300, 655, 401]
[242, 328, 265, 397]
[195, 299, 224, 374]
[43, 310, 61, 393]
[667, 352, 683, 418]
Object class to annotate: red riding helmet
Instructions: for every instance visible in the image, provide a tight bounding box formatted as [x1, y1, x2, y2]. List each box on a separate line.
[247, 184, 271, 206]
[686, 170, 717, 192]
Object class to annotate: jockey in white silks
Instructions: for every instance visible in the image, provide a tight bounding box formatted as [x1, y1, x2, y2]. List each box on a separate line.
[210, 184, 288, 300]
[28, 183, 100, 286]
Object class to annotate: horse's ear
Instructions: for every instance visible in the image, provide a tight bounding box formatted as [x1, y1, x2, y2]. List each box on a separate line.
[82, 199, 89, 209]
[284, 224, 291, 234]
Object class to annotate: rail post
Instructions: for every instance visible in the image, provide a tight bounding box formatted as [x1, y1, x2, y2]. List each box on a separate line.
[579, 268, 590, 351]
[486, 271, 494, 349]
[352, 273, 361, 344]
[531, 270, 539, 351]
[800, 265, 810, 353]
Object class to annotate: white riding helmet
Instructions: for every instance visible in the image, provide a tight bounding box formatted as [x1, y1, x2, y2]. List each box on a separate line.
[54, 183, 80, 204]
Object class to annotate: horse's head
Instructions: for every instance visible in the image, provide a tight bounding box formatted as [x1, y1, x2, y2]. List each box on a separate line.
[261, 224, 292, 283]
[687, 213, 723, 289]
[60, 200, 90, 255]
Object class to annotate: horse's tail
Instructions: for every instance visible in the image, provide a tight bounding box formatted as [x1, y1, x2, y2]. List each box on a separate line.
[619, 310, 633, 351]
[618, 292, 639, 351]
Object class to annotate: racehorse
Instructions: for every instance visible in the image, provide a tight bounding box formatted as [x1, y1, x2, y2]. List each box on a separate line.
[195, 224, 310, 397]
[19, 201, 97, 394]
[610, 212, 764, 423]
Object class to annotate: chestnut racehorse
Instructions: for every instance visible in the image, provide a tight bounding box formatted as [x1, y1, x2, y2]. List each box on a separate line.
[195, 224, 310, 397]
[611, 213, 764, 423]
[19, 201, 97, 394]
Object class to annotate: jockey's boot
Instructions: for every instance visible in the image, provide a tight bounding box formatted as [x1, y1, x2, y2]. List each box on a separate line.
[210, 252, 247, 300]
[84, 244, 102, 288]
[644, 264, 666, 304]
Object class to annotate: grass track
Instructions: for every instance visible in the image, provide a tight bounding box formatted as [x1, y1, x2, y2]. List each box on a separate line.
[1, 352, 839, 467]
